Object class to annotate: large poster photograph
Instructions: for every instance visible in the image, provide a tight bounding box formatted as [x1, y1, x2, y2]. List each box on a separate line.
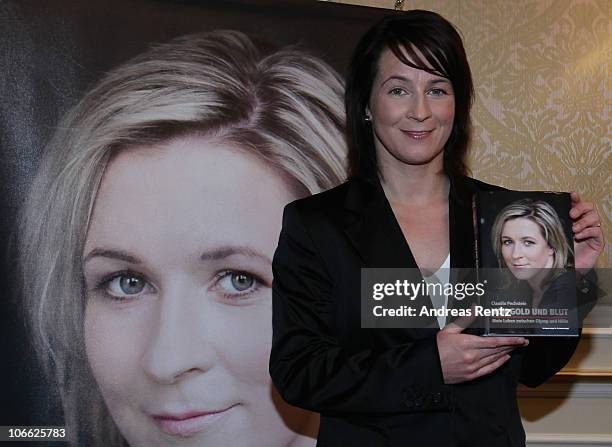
[0, 1, 387, 445]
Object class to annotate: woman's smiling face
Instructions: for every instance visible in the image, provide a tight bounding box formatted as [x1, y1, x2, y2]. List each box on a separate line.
[367, 47, 455, 174]
[500, 217, 555, 282]
[83, 135, 310, 446]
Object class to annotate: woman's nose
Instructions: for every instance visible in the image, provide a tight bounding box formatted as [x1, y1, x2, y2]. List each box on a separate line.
[141, 286, 215, 384]
[511, 245, 524, 259]
[408, 93, 432, 122]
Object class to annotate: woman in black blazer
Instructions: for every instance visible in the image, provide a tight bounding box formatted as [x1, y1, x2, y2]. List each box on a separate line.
[270, 10, 604, 447]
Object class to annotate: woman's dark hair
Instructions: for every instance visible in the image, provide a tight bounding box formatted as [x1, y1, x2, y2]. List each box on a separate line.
[345, 9, 474, 181]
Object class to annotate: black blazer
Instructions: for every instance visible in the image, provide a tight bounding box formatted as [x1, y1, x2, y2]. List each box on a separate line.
[270, 176, 581, 447]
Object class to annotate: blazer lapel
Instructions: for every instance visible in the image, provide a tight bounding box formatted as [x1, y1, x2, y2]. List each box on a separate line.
[343, 175, 478, 269]
[341, 176, 482, 329]
[343, 177, 417, 269]
[342, 177, 437, 332]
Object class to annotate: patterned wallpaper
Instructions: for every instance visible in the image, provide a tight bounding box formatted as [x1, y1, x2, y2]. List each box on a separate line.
[322, 0, 611, 266]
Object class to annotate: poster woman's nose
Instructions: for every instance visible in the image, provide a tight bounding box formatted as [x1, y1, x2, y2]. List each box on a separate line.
[141, 286, 215, 384]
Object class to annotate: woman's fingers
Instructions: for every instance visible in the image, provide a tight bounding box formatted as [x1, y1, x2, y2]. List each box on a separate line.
[467, 349, 511, 377]
[469, 335, 528, 350]
[442, 305, 477, 333]
[569, 191, 589, 219]
[477, 345, 516, 361]
[461, 345, 519, 381]
[569, 193, 605, 270]
[438, 331, 527, 384]
[441, 321, 465, 335]
[572, 209, 600, 233]
[574, 225, 604, 243]
[469, 354, 512, 380]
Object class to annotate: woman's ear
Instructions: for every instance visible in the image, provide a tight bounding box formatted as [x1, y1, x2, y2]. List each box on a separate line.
[547, 245, 555, 268]
[364, 107, 372, 122]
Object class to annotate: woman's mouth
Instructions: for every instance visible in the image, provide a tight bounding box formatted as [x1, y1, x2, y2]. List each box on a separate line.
[402, 130, 433, 140]
[151, 404, 238, 437]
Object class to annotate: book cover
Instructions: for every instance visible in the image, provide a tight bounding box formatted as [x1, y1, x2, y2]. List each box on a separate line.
[475, 191, 579, 337]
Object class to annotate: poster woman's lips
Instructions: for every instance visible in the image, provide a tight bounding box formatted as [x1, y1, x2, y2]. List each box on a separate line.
[402, 130, 433, 140]
[152, 404, 238, 437]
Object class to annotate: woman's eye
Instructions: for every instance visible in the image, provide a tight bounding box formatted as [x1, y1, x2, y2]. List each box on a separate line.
[388, 87, 406, 96]
[523, 240, 535, 246]
[214, 271, 262, 300]
[230, 272, 255, 291]
[428, 88, 447, 96]
[502, 239, 513, 246]
[98, 272, 153, 300]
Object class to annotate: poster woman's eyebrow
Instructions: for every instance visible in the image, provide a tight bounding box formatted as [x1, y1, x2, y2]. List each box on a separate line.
[200, 246, 271, 263]
[83, 248, 142, 264]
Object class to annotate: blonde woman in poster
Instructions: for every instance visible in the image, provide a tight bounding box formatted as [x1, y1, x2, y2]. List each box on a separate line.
[19, 30, 346, 446]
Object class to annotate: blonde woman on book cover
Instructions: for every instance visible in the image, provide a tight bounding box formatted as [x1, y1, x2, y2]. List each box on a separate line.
[19, 30, 346, 447]
[492, 198, 574, 307]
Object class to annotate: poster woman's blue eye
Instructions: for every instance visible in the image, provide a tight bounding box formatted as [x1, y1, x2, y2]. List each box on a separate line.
[215, 270, 261, 299]
[118, 275, 145, 294]
[231, 272, 255, 291]
[100, 273, 151, 299]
